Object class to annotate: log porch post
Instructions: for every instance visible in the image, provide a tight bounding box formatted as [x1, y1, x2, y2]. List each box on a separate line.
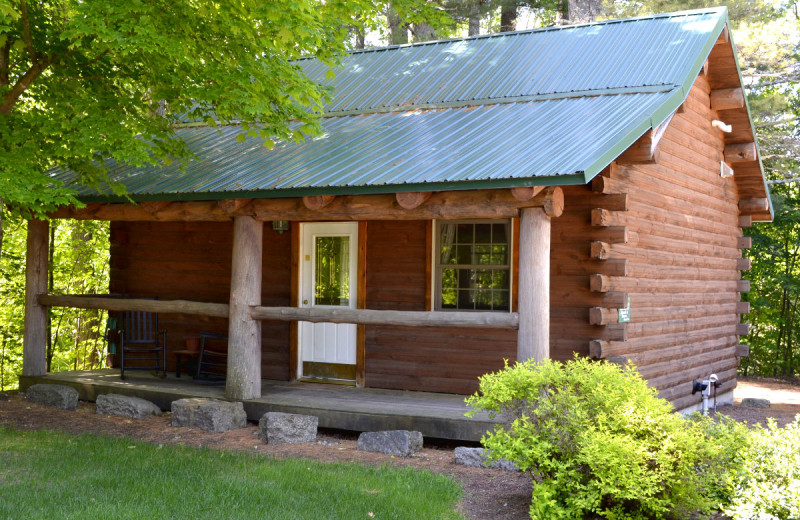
[517, 207, 551, 362]
[226, 216, 263, 400]
[23, 219, 49, 376]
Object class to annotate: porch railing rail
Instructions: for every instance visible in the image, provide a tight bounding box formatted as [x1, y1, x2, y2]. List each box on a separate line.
[38, 294, 519, 329]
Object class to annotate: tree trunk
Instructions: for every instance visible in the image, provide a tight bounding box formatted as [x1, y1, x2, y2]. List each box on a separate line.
[500, 2, 517, 32]
[387, 6, 408, 45]
[23, 219, 49, 376]
[0, 199, 4, 267]
[412, 22, 437, 42]
[468, 3, 481, 36]
[563, 0, 603, 24]
[46, 222, 55, 372]
[352, 26, 365, 49]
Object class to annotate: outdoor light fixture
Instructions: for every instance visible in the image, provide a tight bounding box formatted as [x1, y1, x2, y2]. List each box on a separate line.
[272, 220, 289, 234]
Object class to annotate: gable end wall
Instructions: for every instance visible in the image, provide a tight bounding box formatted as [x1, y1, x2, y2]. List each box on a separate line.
[595, 74, 746, 410]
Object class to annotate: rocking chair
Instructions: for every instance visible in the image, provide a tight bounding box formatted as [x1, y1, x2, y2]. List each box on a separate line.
[115, 310, 167, 380]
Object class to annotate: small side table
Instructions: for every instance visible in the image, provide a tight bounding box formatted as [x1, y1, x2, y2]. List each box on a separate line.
[173, 350, 199, 378]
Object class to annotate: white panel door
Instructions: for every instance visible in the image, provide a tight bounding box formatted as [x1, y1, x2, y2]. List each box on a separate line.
[298, 222, 358, 380]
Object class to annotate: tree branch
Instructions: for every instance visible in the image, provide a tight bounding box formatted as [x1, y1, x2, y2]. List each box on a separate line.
[19, 0, 39, 66]
[0, 57, 53, 114]
[0, 42, 10, 86]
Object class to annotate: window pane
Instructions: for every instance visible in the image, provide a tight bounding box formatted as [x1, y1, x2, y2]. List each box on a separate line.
[475, 223, 492, 244]
[457, 289, 473, 309]
[455, 245, 472, 265]
[471, 245, 491, 265]
[492, 223, 508, 244]
[473, 289, 492, 310]
[490, 245, 508, 265]
[492, 290, 510, 311]
[455, 223, 473, 244]
[315, 236, 349, 306]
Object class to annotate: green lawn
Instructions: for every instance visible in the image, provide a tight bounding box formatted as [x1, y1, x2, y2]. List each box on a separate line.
[0, 428, 463, 519]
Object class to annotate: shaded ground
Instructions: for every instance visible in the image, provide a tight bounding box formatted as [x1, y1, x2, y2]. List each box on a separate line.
[1, 377, 798, 520]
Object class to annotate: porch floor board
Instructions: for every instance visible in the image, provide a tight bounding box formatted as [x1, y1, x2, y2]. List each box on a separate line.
[18, 370, 496, 441]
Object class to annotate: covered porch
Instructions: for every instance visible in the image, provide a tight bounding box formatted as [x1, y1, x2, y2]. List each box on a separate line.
[18, 369, 496, 442]
[23, 187, 563, 402]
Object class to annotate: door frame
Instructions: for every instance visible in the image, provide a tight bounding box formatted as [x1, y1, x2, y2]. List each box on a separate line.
[290, 221, 367, 386]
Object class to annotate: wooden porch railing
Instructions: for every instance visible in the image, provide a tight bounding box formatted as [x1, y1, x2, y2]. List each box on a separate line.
[38, 294, 520, 329]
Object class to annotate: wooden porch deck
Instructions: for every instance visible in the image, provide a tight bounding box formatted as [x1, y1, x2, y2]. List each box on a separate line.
[18, 370, 496, 442]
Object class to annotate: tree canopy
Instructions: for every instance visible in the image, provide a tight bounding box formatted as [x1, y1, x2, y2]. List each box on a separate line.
[0, 0, 438, 216]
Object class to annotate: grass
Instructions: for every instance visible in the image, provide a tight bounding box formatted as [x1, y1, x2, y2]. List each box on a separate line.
[0, 428, 463, 519]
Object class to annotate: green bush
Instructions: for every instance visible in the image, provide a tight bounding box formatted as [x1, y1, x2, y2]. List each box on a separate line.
[466, 356, 745, 520]
[723, 416, 800, 520]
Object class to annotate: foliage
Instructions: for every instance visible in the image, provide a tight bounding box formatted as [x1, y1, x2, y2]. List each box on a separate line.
[466, 357, 745, 520]
[0, 0, 439, 216]
[0, 427, 463, 519]
[0, 215, 109, 389]
[723, 416, 800, 520]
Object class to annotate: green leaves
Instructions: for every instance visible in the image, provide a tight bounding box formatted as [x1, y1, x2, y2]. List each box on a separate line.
[467, 356, 740, 519]
[0, 0, 419, 215]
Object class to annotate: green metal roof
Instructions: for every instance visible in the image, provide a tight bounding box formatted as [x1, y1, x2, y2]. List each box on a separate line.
[52, 8, 745, 202]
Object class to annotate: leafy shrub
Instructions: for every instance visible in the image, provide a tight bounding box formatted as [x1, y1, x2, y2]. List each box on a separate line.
[466, 356, 743, 520]
[724, 416, 800, 520]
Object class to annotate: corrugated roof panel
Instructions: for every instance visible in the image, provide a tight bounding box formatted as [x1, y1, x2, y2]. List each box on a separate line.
[307, 9, 725, 114]
[53, 92, 671, 199]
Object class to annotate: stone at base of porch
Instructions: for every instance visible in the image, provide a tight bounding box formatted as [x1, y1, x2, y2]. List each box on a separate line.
[18, 369, 496, 442]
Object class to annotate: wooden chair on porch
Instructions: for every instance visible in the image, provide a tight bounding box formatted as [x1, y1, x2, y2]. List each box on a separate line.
[114, 310, 167, 380]
[194, 332, 228, 385]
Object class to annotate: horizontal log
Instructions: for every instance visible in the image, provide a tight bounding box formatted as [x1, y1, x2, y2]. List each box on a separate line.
[636, 345, 736, 381]
[724, 142, 756, 163]
[604, 292, 629, 308]
[218, 199, 252, 214]
[591, 176, 626, 195]
[594, 324, 738, 357]
[711, 88, 745, 111]
[249, 306, 520, 329]
[739, 197, 769, 214]
[590, 274, 610, 292]
[737, 236, 752, 249]
[737, 258, 751, 271]
[570, 193, 629, 212]
[510, 186, 544, 201]
[736, 344, 750, 357]
[738, 280, 750, 292]
[590, 241, 611, 260]
[303, 195, 336, 210]
[589, 307, 618, 326]
[736, 301, 750, 314]
[739, 215, 752, 227]
[589, 340, 607, 358]
[736, 323, 750, 336]
[621, 336, 736, 367]
[395, 191, 432, 210]
[51, 188, 565, 222]
[38, 294, 230, 318]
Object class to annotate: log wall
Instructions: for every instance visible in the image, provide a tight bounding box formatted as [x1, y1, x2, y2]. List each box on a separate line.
[109, 221, 292, 380]
[587, 74, 747, 409]
[362, 220, 517, 395]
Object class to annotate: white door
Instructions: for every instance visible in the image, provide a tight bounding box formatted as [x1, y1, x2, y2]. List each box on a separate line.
[298, 222, 358, 382]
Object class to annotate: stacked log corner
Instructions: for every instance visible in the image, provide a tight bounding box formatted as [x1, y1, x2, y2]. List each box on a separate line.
[576, 73, 750, 411]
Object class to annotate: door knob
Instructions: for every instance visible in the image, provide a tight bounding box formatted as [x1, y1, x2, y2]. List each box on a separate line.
[303, 299, 308, 304]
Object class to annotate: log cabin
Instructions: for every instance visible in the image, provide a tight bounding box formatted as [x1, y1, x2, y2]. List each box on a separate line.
[25, 7, 771, 414]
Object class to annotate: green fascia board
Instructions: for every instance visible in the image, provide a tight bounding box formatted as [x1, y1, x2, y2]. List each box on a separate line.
[74, 173, 588, 204]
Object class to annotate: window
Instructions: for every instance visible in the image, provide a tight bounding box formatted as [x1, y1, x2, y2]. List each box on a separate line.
[435, 220, 511, 311]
